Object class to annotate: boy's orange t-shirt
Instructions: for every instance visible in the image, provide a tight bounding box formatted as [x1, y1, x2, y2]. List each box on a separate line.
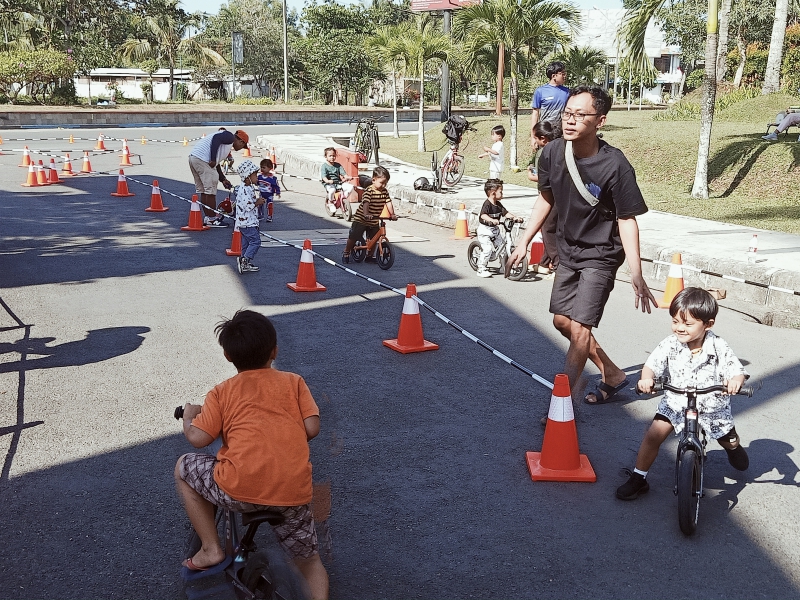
[191, 368, 319, 506]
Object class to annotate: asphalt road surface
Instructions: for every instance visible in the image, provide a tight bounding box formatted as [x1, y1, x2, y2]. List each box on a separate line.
[1, 125, 799, 600]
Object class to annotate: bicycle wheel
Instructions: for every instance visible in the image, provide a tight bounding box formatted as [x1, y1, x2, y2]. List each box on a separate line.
[241, 548, 310, 600]
[324, 195, 337, 217]
[467, 241, 481, 271]
[377, 239, 394, 270]
[352, 239, 366, 262]
[342, 198, 354, 221]
[442, 154, 465, 186]
[677, 448, 701, 536]
[370, 128, 380, 165]
[506, 248, 528, 281]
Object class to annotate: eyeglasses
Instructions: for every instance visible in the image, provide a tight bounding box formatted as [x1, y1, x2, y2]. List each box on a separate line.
[562, 110, 598, 122]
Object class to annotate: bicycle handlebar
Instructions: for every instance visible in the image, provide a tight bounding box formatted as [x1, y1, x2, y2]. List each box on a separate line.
[174, 406, 184, 420]
[648, 380, 755, 397]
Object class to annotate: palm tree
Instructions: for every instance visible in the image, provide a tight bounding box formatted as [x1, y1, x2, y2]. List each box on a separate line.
[620, 0, 719, 199]
[554, 45, 607, 85]
[121, 0, 225, 100]
[367, 25, 404, 138]
[394, 19, 450, 152]
[455, 0, 579, 168]
[762, 0, 790, 94]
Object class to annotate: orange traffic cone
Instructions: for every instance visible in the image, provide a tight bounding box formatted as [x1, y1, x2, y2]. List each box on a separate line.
[140, 136, 147, 145]
[61, 153, 75, 177]
[181, 195, 210, 231]
[287, 240, 326, 292]
[526, 374, 597, 482]
[95, 134, 107, 151]
[379, 202, 392, 219]
[19, 146, 31, 168]
[529, 231, 544, 265]
[145, 180, 169, 212]
[36, 160, 50, 186]
[242, 146, 252, 158]
[48, 158, 62, 184]
[120, 145, 133, 167]
[453, 203, 469, 239]
[226, 225, 242, 256]
[270, 146, 277, 166]
[20, 163, 38, 187]
[182, 137, 188, 146]
[68, 134, 74, 144]
[80, 151, 93, 174]
[660, 253, 684, 308]
[110, 170, 135, 197]
[383, 284, 439, 354]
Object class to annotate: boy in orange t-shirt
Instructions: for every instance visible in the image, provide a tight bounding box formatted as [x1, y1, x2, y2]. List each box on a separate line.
[175, 310, 328, 600]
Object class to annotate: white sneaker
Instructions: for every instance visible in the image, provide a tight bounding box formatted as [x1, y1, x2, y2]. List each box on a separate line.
[204, 217, 227, 227]
[762, 132, 778, 141]
[477, 270, 492, 278]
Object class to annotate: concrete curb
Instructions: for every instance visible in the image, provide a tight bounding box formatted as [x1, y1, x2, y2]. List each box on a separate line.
[268, 140, 800, 328]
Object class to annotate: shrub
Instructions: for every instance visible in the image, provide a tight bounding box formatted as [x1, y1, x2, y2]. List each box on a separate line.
[0, 49, 76, 104]
[781, 46, 800, 96]
[685, 69, 705, 91]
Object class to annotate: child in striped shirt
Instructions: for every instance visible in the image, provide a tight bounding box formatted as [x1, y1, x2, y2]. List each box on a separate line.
[342, 165, 396, 263]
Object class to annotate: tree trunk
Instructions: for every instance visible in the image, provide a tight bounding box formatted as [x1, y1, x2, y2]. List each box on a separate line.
[716, 0, 732, 83]
[509, 73, 518, 168]
[495, 42, 505, 116]
[691, 28, 718, 199]
[392, 67, 399, 138]
[733, 36, 746, 87]
[418, 73, 426, 152]
[762, 0, 789, 94]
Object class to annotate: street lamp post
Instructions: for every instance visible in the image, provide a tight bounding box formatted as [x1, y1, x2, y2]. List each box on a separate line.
[282, 0, 289, 103]
[593, 7, 620, 105]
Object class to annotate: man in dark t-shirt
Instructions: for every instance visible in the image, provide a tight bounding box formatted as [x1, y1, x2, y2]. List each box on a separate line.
[510, 85, 657, 408]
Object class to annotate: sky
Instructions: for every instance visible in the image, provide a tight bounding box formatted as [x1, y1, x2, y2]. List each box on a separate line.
[179, 0, 625, 18]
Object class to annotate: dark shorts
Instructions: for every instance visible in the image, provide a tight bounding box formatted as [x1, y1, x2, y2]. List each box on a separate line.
[349, 221, 379, 243]
[179, 453, 318, 559]
[549, 263, 617, 328]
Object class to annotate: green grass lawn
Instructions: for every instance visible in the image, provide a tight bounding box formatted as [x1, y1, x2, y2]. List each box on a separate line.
[378, 92, 800, 234]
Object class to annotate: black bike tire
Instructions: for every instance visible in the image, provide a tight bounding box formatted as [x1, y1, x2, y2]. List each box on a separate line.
[241, 547, 310, 600]
[677, 448, 701, 536]
[467, 241, 481, 271]
[377, 239, 394, 270]
[343, 198, 354, 221]
[370, 128, 380, 165]
[352, 239, 366, 262]
[508, 255, 528, 281]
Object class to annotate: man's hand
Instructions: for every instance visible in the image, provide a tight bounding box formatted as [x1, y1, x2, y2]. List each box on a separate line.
[222, 179, 232, 190]
[182, 402, 202, 422]
[506, 244, 528, 277]
[631, 274, 658, 313]
[208, 161, 216, 168]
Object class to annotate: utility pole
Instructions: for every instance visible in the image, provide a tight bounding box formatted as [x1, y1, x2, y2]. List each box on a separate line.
[232, 31, 243, 101]
[440, 9, 451, 122]
[282, 0, 289, 102]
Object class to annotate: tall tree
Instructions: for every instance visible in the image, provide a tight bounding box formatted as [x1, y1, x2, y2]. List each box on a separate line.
[762, 0, 790, 93]
[621, 0, 720, 199]
[554, 45, 607, 84]
[121, 0, 224, 100]
[394, 19, 450, 151]
[367, 25, 405, 137]
[454, 0, 579, 167]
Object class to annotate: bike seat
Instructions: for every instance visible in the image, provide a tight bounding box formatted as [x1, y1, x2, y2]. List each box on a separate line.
[241, 509, 285, 527]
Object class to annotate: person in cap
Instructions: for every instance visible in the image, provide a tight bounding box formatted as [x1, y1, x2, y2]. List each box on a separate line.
[189, 128, 249, 227]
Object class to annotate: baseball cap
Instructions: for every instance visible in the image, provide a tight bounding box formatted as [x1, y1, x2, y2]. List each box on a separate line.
[234, 129, 249, 147]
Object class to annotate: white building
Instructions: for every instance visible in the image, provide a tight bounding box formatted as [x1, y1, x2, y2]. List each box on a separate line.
[573, 9, 683, 104]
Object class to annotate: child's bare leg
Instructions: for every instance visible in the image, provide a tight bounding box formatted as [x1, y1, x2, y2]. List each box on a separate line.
[174, 457, 225, 568]
[635, 418, 674, 472]
[293, 554, 329, 600]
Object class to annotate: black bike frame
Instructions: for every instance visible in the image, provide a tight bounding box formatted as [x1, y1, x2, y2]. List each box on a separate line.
[673, 387, 706, 496]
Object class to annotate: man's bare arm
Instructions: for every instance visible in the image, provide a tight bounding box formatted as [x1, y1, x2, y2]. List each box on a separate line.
[618, 217, 658, 313]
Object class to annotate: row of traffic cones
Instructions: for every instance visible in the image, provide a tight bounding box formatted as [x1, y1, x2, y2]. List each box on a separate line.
[20, 152, 96, 187]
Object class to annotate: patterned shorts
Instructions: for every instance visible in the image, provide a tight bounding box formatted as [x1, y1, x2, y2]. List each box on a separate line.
[179, 453, 318, 559]
[656, 396, 734, 440]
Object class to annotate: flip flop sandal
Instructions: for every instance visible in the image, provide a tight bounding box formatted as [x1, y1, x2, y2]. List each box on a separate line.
[584, 378, 629, 405]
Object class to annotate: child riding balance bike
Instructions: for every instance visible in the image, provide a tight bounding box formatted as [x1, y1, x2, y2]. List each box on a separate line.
[342, 165, 396, 268]
[470, 179, 525, 279]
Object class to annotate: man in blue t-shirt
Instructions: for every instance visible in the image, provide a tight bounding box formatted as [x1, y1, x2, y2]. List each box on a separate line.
[530, 61, 569, 150]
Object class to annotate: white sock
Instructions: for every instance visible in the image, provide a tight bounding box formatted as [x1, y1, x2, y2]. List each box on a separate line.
[633, 468, 648, 478]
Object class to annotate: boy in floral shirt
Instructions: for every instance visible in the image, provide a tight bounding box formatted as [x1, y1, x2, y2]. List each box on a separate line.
[234, 160, 265, 274]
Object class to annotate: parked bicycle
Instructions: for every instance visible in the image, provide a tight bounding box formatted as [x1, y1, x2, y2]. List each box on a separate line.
[351, 216, 397, 270]
[467, 217, 528, 281]
[640, 378, 755, 536]
[351, 116, 383, 165]
[435, 115, 476, 190]
[174, 406, 310, 600]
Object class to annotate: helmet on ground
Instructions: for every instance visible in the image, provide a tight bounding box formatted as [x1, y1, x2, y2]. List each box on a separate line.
[414, 177, 432, 191]
[237, 159, 258, 180]
[218, 197, 233, 215]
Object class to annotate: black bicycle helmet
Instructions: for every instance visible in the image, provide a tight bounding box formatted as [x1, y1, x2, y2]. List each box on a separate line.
[414, 177, 432, 191]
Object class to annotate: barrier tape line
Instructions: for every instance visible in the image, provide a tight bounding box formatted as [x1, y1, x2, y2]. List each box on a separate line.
[1, 135, 203, 144]
[256, 228, 554, 391]
[643, 257, 800, 297]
